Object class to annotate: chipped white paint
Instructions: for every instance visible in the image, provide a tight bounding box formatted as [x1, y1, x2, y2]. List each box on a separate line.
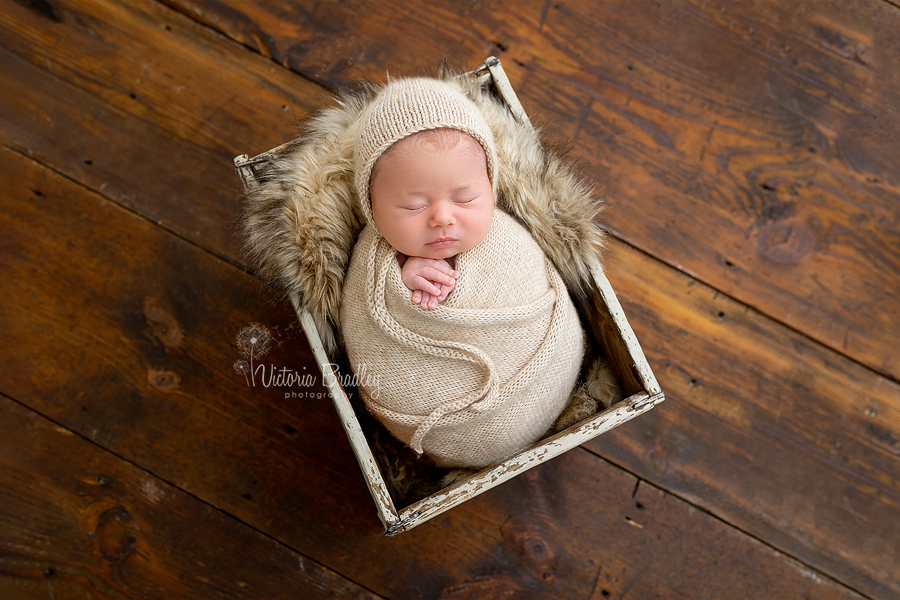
[295, 300, 400, 531]
[473, 57, 534, 133]
[234, 140, 295, 193]
[591, 263, 661, 396]
[233, 154, 257, 192]
[236, 58, 664, 535]
[392, 389, 663, 533]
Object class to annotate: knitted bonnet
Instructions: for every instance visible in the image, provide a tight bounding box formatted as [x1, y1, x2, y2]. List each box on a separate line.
[354, 77, 498, 224]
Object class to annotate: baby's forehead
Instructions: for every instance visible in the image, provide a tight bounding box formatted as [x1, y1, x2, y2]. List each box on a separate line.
[381, 129, 485, 162]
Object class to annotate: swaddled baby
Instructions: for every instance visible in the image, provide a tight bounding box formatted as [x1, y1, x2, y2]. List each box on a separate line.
[341, 78, 585, 468]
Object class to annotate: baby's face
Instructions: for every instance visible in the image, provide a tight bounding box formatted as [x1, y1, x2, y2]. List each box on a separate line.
[370, 130, 494, 260]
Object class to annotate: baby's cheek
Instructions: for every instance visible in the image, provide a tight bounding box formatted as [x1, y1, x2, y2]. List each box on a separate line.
[474, 208, 494, 243]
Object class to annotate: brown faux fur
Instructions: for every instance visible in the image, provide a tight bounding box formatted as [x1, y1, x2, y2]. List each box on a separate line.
[553, 358, 620, 432]
[240, 66, 618, 499]
[241, 68, 607, 353]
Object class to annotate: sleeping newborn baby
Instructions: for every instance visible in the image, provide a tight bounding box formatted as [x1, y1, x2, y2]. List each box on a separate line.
[341, 77, 585, 468]
[371, 127, 487, 310]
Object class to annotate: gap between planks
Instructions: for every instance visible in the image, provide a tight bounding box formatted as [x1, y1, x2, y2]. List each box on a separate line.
[155, 0, 334, 94]
[602, 228, 900, 388]
[2, 144, 254, 278]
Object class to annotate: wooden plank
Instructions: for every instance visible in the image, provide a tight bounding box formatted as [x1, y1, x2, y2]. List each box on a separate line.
[0, 0, 325, 263]
[589, 243, 900, 600]
[0, 395, 382, 600]
[0, 140, 867, 599]
[371, 449, 867, 600]
[159, 0, 900, 382]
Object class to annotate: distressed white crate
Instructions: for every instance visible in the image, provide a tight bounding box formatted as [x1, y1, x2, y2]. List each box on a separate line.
[235, 57, 664, 535]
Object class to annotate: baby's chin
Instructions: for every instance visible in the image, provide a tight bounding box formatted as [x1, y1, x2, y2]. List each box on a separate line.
[391, 236, 486, 260]
[420, 240, 480, 260]
[417, 248, 456, 261]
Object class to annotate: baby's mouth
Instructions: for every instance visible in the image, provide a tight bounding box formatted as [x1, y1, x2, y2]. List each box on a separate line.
[427, 237, 457, 248]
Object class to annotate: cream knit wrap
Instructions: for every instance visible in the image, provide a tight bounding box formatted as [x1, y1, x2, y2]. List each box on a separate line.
[341, 210, 585, 468]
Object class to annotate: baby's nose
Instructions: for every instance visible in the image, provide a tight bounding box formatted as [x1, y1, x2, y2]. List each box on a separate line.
[429, 202, 456, 226]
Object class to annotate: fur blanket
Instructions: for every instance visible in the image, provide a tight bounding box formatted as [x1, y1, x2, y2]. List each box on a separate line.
[240, 66, 607, 355]
[341, 210, 585, 468]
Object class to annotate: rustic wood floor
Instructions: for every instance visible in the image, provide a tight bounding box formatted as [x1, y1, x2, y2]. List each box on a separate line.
[1, 1, 898, 598]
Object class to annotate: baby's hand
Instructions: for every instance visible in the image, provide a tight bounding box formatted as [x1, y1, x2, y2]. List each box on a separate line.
[401, 257, 459, 310]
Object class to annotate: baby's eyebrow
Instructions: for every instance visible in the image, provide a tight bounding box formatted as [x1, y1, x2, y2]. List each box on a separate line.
[399, 183, 477, 197]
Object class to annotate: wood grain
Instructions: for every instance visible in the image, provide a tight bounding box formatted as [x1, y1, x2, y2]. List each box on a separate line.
[590, 240, 900, 600]
[1, 0, 898, 597]
[0, 142, 868, 598]
[0, 0, 325, 263]
[159, 0, 900, 381]
[0, 392, 383, 600]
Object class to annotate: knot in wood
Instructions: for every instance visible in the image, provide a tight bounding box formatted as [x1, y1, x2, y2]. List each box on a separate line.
[143, 297, 183, 348]
[756, 219, 817, 265]
[148, 368, 181, 392]
[96, 506, 137, 564]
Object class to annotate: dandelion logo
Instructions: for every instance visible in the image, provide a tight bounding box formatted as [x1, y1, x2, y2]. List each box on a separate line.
[233, 322, 273, 385]
[233, 359, 250, 382]
[231, 322, 323, 396]
[237, 322, 273, 358]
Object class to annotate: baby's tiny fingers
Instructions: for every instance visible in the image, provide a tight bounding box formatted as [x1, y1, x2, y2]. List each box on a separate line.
[434, 260, 457, 275]
[414, 276, 442, 296]
[426, 269, 457, 287]
[418, 292, 439, 310]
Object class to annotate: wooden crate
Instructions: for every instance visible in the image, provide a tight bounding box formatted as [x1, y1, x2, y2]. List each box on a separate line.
[234, 57, 664, 535]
